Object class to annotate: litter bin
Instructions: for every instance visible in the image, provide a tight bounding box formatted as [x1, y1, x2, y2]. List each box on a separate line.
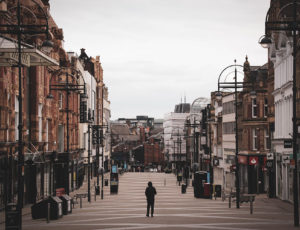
[95, 185, 100, 195]
[59, 194, 72, 215]
[214, 184, 222, 197]
[48, 196, 63, 220]
[6, 203, 21, 230]
[31, 199, 47, 219]
[105, 179, 109, 186]
[203, 183, 211, 199]
[110, 172, 119, 194]
[193, 171, 207, 198]
[110, 180, 118, 194]
[177, 173, 182, 182]
[181, 184, 187, 194]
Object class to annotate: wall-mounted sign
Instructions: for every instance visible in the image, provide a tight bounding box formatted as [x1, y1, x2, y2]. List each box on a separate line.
[249, 156, 258, 165]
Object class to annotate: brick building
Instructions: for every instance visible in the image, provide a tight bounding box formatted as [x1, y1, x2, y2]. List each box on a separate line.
[238, 57, 270, 194]
[0, 0, 107, 210]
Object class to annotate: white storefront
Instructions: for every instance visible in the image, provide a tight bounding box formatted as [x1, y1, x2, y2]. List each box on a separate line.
[270, 34, 293, 202]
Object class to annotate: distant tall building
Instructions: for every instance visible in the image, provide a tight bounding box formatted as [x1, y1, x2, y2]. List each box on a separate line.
[164, 103, 190, 169]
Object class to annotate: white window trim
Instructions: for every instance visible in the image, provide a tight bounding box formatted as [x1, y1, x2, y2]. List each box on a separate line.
[59, 93, 63, 109]
[15, 95, 19, 141]
[264, 129, 270, 150]
[252, 129, 258, 150]
[252, 98, 257, 118]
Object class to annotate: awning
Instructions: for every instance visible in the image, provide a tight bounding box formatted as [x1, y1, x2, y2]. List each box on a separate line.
[0, 36, 59, 67]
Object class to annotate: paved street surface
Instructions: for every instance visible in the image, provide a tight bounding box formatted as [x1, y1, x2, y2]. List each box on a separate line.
[1, 172, 296, 230]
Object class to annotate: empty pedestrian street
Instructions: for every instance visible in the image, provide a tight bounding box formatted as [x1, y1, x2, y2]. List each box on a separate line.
[18, 172, 294, 230]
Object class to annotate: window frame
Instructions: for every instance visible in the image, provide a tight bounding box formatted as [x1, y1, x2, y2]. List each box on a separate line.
[252, 98, 257, 118]
[252, 128, 258, 150]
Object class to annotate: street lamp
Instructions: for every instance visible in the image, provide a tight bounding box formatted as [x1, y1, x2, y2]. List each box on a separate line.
[184, 115, 201, 171]
[259, 1, 300, 226]
[216, 60, 245, 209]
[206, 104, 213, 185]
[0, 1, 54, 228]
[48, 67, 87, 195]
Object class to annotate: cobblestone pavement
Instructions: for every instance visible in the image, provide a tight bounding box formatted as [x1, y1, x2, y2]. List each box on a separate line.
[1, 172, 296, 230]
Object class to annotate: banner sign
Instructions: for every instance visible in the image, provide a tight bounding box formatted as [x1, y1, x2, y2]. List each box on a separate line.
[79, 94, 87, 123]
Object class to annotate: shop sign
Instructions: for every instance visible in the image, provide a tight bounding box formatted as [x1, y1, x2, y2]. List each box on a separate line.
[238, 155, 247, 165]
[249, 156, 258, 165]
[289, 153, 300, 160]
[284, 139, 292, 148]
[213, 158, 219, 166]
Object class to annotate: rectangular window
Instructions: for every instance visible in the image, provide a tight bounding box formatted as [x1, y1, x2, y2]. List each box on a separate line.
[15, 95, 19, 141]
[223, 122, 235, 134]
[264, 98, 268, 118]
[252, 129, 258, 150]
[223, 101, 235, 115]
[45, 120, 49, 151]
[59, 92, 63, 109]
[38, 104, 43, 142]
[58, 125, 64, 152]
[252, 98, 257, 118]
[265, 129, 270, 150]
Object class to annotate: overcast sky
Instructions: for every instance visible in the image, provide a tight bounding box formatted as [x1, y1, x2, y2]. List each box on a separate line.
[50, 0, 270, 120]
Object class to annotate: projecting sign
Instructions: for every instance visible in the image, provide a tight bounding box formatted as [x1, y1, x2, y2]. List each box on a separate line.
[267, 153, 274, 160]
[79, 94, 87, 123]
[266, 160, 274, 169]
[284, 139, 292, 148]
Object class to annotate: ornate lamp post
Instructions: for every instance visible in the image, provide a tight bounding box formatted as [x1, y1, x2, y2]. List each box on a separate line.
[216, 60, 256, 209]
[259, 1, 300, 226]
[48, 67, 87, 195]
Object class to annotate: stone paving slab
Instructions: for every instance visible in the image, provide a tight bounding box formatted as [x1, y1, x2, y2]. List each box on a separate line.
[0, 172, 296, 230]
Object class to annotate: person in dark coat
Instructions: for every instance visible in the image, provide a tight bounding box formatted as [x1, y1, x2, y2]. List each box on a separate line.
[145, 181, 157, 217]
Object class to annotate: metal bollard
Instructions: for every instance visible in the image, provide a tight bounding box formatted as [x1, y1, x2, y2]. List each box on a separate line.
[229, 195, 231, 208]
[80, 197, 82, 208]
[47, 203, 50, 223]
[250, 197, 253, 214]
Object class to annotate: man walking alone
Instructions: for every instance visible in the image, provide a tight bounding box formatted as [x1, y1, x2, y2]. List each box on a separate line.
[145, 181, 157, 217]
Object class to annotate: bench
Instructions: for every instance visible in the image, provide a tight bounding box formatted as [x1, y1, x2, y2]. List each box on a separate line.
[73, 193, 88, 208]
[228, 192, 255, 214]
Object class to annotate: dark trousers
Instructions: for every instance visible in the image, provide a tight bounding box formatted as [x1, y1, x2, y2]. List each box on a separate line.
[147, 200, 154, 216]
